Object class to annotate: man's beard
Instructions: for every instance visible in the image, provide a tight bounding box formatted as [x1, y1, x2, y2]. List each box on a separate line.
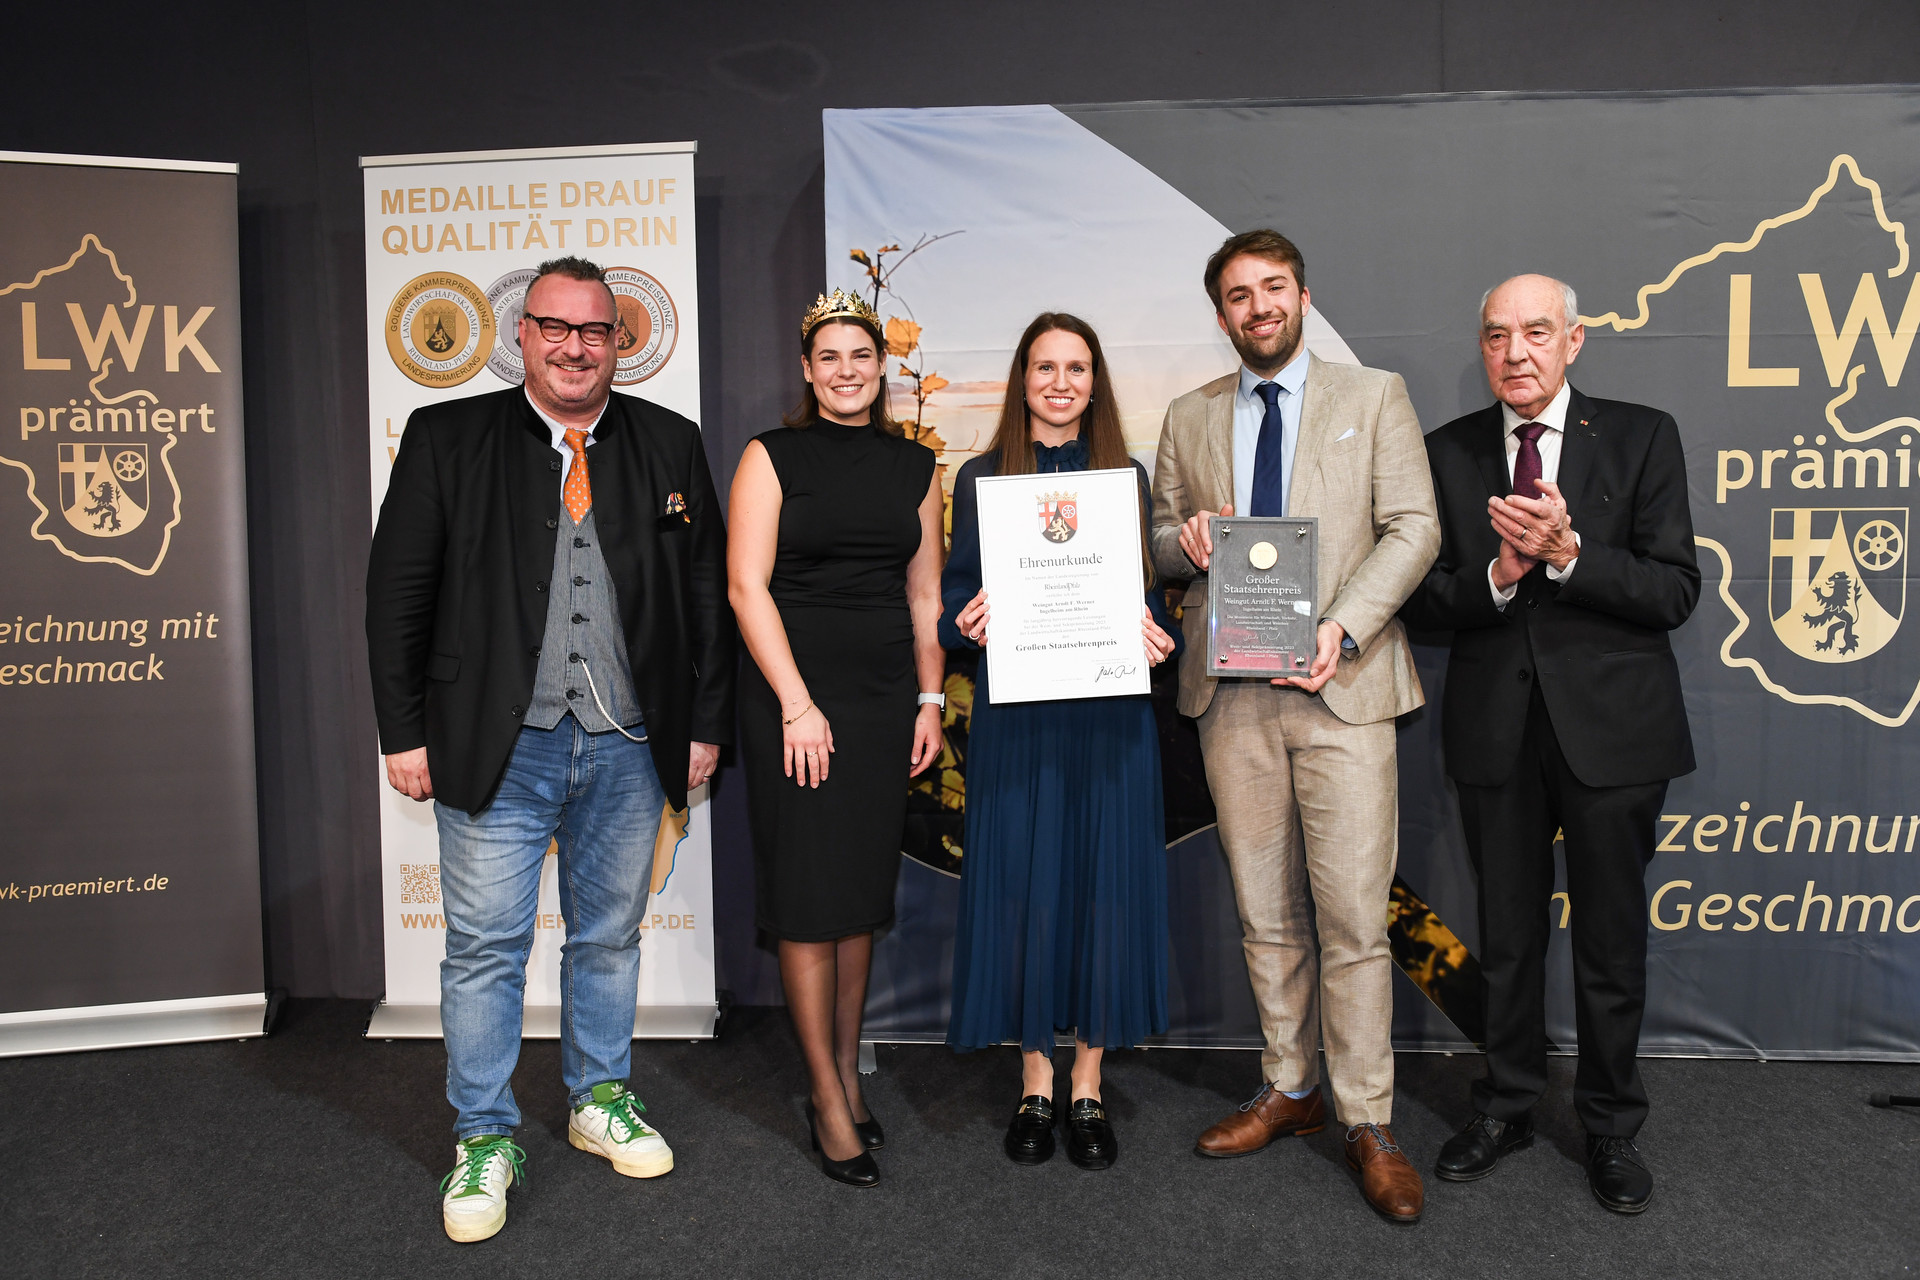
[1227, 309, 1305, 372]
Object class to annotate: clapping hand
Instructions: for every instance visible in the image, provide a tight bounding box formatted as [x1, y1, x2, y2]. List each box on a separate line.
[1491, 537, 1538, 591]
[1489, 480, 1577, 570]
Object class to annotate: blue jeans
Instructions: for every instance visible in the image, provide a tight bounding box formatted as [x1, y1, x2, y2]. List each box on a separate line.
[435, 716, 664, 1138]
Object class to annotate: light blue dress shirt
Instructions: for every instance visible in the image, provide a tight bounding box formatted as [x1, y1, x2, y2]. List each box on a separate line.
[1231, 346, 1310, 517]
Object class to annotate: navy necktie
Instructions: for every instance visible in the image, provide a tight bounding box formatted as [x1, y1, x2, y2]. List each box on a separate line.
[1249, 380, 1288, 516]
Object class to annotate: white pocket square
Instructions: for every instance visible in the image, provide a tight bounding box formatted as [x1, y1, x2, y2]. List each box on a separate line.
[1335, 427, 1356, 441]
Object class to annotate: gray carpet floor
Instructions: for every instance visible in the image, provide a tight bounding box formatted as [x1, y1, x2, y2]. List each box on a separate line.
[4, 1000, 1917, 1278]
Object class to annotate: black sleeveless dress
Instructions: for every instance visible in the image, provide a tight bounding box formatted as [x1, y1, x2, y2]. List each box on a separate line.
[743, 422, 937, 941]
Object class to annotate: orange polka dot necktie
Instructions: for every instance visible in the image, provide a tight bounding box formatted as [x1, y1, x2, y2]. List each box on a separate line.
[563, 428, 592, 523]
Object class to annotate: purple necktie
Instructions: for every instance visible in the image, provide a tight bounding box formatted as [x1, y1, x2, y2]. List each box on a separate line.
[1511, 421, 1548, 498]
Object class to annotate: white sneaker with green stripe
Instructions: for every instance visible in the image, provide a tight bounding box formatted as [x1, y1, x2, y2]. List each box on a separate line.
[439, 1134, 525, 1243]
[569, 1081, 674, 1178]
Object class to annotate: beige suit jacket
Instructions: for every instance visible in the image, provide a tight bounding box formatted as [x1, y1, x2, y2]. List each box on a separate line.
[1149, 355, 1440, 725]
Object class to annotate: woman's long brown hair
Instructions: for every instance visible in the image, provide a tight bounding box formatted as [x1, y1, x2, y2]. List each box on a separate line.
[782, 315, 901, 435]
[983, 312, 1153, 586]
[985, 313, 1128, 475]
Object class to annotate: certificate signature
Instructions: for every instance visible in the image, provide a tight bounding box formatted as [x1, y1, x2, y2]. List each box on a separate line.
[1094, 663, 1140, 683]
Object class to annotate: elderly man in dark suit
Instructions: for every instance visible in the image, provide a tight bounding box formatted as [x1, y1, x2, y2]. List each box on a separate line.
[1403, 273, 1698, 1215]
[367, 257, 734, 1243]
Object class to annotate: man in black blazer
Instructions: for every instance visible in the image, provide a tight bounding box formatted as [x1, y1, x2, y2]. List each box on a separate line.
[1403, 274, 1698, 1215]
[367, 258, 733, 1243]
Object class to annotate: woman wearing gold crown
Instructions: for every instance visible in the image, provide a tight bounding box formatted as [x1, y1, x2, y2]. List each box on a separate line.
[941, 313, 1179, 1170]
[728, 289, 946, 1187]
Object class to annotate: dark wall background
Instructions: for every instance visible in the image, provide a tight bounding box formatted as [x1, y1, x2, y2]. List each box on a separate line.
[8, 2, 1918, 1001]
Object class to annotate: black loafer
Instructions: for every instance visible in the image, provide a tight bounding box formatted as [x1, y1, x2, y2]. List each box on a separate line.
[1005, 1095, 1056, 1165]
[1586, 1134, 1653, 1214]
[1065, 1098, 1116, 1170]
[1434, 1111, 1533, 1182]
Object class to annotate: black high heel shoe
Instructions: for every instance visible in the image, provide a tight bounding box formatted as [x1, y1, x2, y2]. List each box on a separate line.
[852, 1112, 885, 1150]
[806, 1101, 881, 1187]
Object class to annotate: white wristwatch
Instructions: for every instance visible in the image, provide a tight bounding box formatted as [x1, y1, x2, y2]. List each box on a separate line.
[917, 692, 946, 708]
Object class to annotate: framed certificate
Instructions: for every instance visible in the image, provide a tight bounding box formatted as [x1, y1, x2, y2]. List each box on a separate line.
[974, 467, 1150, 703]
[1206, 514, 1318, 678]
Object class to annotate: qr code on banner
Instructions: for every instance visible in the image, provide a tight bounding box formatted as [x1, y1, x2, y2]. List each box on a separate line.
[399, 863, 441, 904]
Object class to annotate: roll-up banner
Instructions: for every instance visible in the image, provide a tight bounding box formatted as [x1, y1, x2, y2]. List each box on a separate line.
[828, 88, 1920, 1061]
[0, 151, 263, 1057]
[361, 142, 714, 1040]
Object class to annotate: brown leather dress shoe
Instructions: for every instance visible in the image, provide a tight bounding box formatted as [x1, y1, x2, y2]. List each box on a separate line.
[1194, 1083, 1325, 1158]
[1344, 1123, 1423, 1223]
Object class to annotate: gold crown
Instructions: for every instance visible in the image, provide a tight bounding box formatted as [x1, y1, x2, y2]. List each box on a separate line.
[801, 288, 880, 338]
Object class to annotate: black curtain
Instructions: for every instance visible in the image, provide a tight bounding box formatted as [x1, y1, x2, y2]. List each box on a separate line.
[8, 1, 1917, 999]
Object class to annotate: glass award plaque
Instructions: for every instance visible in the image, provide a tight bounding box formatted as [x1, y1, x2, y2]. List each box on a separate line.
[1205, 515, 1318, 678]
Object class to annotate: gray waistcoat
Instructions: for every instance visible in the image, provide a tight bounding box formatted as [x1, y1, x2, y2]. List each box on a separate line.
[524, 507, 645, 735]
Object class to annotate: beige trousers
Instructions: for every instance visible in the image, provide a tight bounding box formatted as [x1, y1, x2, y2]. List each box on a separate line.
[1197, 681, 1398, 1125]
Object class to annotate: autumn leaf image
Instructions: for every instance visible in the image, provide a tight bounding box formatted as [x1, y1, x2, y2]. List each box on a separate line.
[846, 231, 963, 448]
[885, 317, 921, 357]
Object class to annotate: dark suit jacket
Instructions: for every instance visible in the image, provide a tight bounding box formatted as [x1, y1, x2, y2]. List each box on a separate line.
[1401, 387, 1698, 789]
[366, 386, 735, 813]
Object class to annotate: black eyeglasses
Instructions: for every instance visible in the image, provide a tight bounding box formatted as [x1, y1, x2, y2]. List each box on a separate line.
[523, 313, 618, 346]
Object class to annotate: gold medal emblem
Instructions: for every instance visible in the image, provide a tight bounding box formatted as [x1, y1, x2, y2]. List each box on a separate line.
[1248, 540, 1279, 570]
[386, 272, 495, 388]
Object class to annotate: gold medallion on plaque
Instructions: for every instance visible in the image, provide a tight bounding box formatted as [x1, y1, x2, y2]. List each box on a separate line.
[604, 267, 680, 384]
[386, 272, 496, 387]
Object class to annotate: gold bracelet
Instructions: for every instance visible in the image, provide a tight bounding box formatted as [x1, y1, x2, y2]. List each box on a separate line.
[782, 700, 813, 725]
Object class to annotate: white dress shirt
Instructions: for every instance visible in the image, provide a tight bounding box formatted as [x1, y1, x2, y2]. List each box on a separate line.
[526, 388, 610, 503]
[1490, 379, 1579, 605]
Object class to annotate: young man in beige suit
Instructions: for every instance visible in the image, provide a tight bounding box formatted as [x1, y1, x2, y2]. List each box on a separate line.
[1151, 230, 1439, 1222]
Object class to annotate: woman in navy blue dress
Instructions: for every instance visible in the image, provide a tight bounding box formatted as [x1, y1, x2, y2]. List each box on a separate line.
[942, 313, 1178, 1170]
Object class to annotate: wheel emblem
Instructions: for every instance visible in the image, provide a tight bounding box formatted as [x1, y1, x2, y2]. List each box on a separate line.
[1855, 519, 1902, 570]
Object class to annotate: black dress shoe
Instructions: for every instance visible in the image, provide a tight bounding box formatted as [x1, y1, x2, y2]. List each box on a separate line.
[1065, 1098, 1116, 1170]
[852, 1112, 884, 1150]
[806, 1101, 880, 1188]
[1586, 1134, 1653, 1214]
[1434, 1111, 1533, 1182]
[1004, 1095, 1055, 1165]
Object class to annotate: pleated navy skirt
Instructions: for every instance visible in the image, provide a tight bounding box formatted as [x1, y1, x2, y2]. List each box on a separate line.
[947, 663, 1170, 1052]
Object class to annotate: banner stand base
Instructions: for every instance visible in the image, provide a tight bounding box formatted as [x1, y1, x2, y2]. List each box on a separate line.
[0, 994, 267, 1059]
[365, 1002, 719, 1041]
